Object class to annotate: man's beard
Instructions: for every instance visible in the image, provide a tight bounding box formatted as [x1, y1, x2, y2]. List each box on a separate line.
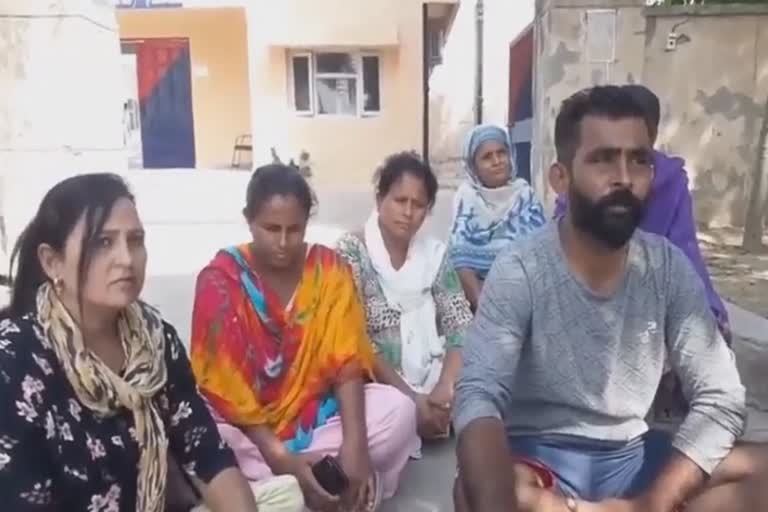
[569, 186, 645, 250]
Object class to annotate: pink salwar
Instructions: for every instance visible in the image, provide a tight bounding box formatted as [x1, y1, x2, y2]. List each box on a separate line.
[215, 383, 420, 500]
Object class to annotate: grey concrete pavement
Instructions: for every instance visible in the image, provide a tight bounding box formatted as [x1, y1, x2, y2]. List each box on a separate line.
[381, 442, 456, 512]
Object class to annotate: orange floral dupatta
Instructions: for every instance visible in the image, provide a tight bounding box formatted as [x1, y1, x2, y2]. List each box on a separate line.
[190, 243, 374, 449]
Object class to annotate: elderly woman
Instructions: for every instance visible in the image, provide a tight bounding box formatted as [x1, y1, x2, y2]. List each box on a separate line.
[449, 124, 546, 310]
[336, 152, 473, 441]
[0, 173, 300, 511]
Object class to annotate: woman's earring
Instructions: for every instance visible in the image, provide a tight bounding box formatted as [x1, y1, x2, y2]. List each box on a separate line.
[53, 277, 64, 293]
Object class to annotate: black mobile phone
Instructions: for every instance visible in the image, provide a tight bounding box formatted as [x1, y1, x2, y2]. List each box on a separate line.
[311, 455, 349, 496]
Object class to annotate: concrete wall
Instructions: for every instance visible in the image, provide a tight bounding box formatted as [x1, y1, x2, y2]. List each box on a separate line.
[245, 0, 424, 185]
[429, 0, 535, 183]
[644, 6, 768, 227]
[532, 0, 768, 227]
[117, 7, 252, 169]
[0, 0, 126, 259]
[0, 1, 126, 172]
[532, 0, 647, 209]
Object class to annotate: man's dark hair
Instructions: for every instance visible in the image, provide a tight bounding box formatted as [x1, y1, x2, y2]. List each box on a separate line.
[623, 84, 660, 140]
[554, 85, 651, 166]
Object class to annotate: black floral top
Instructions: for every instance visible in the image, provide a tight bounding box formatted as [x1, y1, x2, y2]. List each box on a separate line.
[0, 314, 237, 511]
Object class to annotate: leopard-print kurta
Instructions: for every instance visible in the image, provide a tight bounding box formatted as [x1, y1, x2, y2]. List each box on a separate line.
[336, 233, 473, 371]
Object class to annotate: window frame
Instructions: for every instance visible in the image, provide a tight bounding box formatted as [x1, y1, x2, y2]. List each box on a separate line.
[289, 51, 315, 116]
[288, 50, 381, 118]
[360, 51, 381, 117]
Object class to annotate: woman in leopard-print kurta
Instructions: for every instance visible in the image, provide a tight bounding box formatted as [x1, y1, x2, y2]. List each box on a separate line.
[336, 153, 473, 441]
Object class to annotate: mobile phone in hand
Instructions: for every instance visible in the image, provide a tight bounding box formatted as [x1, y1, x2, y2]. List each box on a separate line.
[311, 455, 349, 496]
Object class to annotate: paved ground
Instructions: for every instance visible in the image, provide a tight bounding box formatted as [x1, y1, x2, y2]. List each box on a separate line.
[2, 175, 766, 511]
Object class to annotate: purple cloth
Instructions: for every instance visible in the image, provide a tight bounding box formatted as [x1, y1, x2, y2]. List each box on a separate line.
[554, 151, 730, 337]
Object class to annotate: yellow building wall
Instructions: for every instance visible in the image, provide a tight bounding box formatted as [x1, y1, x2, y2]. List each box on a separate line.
[117, 8, 251, 169]
[246, 0, 425, 184]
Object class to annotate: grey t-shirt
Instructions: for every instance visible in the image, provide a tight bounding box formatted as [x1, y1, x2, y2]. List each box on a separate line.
[453, 222, 746, 474]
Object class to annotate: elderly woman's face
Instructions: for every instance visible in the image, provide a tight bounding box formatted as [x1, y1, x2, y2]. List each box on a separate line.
[473, 140, 511, 188]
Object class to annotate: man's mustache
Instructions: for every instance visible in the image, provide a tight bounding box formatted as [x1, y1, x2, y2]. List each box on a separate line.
[596, 189, 641, 210]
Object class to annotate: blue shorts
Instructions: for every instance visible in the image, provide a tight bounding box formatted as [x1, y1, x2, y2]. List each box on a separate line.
[509, 430, 672, 501]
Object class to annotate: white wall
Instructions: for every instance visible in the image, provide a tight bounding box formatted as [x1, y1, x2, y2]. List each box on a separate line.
[0, 0, 127, 257]
[482, 0, 535, 127]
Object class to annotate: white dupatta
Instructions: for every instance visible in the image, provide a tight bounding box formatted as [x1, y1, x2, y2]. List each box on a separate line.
[364, 211, 447, 392]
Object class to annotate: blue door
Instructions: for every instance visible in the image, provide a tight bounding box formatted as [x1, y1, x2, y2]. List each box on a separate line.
[136, 38, 196, 168]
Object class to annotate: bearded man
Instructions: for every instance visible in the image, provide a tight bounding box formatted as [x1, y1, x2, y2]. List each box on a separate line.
[453, 85, 767, 512]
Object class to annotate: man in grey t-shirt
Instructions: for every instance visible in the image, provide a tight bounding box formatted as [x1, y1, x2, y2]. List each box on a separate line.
[454, 86, 768, 512]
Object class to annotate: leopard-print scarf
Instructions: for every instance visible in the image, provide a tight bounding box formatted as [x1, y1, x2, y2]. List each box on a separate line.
[36, 282, 169, 512]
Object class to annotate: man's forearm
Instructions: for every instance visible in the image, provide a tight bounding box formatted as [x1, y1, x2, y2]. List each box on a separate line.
[457, 417, 514, 512]
[638, 451, 705, 512]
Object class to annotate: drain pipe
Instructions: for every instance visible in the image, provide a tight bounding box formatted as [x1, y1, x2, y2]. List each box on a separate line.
[474, 0, 484, 125]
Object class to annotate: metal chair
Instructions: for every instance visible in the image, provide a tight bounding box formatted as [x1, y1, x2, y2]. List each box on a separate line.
[231, 134, 252, 169]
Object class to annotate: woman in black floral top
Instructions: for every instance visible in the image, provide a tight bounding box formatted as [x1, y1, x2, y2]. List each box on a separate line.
[0, 174, 285, 511]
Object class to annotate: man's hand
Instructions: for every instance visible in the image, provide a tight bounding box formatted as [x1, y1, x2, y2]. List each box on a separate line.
[578, 498, 646, 512]
[513, 487, 574, 512]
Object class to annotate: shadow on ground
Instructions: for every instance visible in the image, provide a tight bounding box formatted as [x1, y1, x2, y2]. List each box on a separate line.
[699, 228, 768, 318]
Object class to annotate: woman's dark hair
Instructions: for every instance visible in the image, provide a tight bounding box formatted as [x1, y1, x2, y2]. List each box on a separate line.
[243, 164, 316, 221]
[3, 173, 135, 317]
[374, 151, 438, 209]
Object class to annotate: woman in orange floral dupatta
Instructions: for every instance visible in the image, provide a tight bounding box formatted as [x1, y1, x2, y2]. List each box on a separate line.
[191, 165, 419, 512]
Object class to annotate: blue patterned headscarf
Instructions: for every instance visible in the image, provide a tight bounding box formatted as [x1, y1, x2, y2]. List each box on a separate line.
[463, 124, 516, 185]
[449, 124, 546, 279]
